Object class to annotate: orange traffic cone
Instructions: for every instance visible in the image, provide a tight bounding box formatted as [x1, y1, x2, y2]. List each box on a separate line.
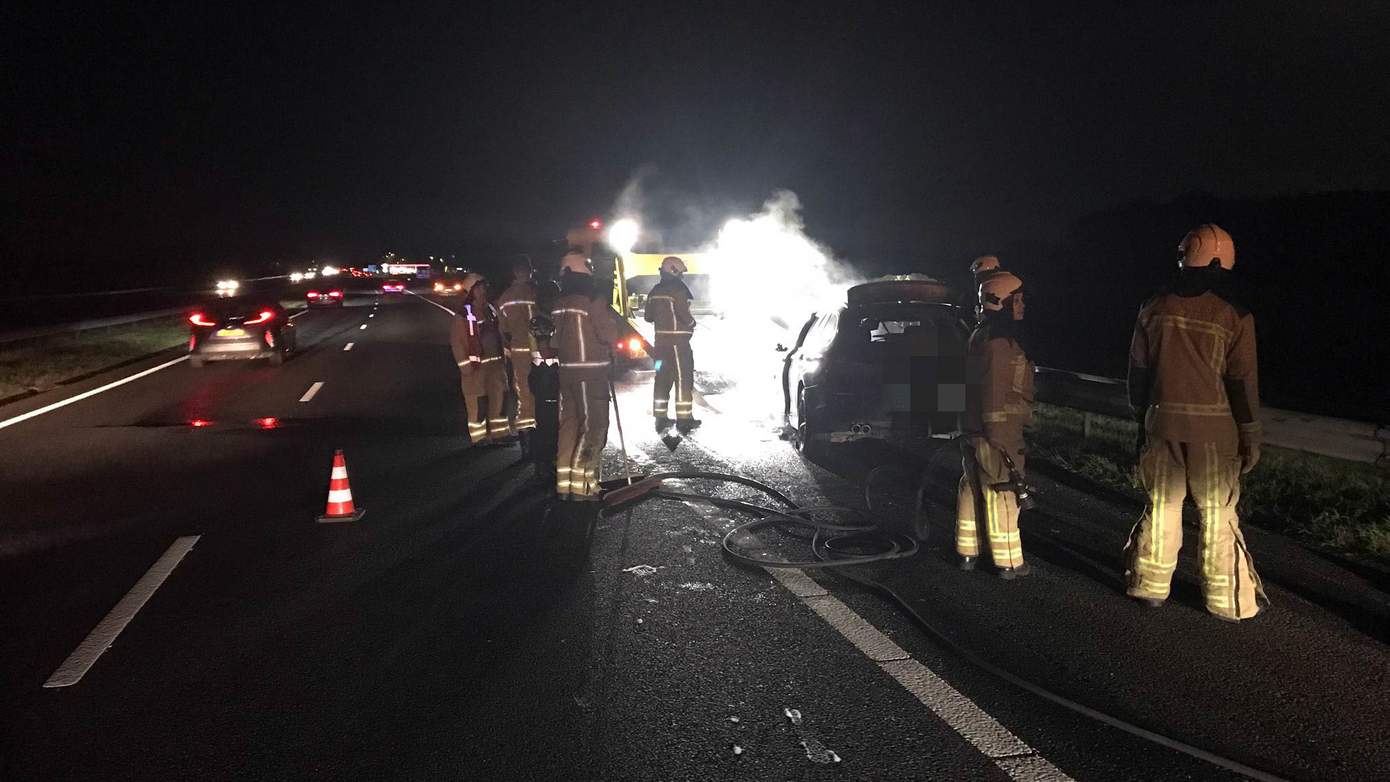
[318, 449, 365, 523]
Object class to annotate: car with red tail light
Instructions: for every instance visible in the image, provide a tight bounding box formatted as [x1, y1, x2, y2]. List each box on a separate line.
[306, 287, 345, 307]
[187, 299, 296, 367]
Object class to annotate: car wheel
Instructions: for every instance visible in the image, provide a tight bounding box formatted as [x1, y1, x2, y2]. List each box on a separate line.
[189, 355, 204, 368]
[796, 387, 827, 460]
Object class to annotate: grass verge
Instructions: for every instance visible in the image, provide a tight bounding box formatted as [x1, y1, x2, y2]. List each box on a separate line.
[1027, 402, 1390, 562]
[0, 317, 188, 401]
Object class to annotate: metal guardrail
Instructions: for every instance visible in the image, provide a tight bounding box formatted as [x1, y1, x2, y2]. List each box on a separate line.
[0, 309, 187, 346]
[1034, 367, 1390, 468]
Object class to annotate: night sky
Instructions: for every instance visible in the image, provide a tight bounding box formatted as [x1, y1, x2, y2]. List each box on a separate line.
[7, 1, 1389, 287]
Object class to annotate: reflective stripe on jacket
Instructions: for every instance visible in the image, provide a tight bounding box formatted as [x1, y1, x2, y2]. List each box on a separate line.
[552, 293, 619, 371]
[644, 279, 695, 342]
[1127, 291, 1260, 446]
[496, 281, 538, 349]
[449, 302, 503, 366]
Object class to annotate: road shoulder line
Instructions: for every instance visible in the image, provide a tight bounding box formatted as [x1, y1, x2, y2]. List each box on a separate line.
[43, 536, 200, 688]
[0, 355, 189, 432]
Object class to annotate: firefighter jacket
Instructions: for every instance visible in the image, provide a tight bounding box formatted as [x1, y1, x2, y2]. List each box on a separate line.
[963, 322, 1034, 452]
[551, 289, 619, 375]
[449, 302, 504, 367]
[1127, 289, 1260, 448]
[496, 280, 539, 350]
[644, 277, 695, 345]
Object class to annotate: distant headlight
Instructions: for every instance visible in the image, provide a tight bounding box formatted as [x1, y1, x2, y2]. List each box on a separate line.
[215, 279, 240, 291]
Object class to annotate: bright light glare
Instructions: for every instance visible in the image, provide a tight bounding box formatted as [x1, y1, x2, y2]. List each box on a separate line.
[607, 218, 641, 255]
[305, 271, 317, 279]
[321, 265, 338, 276]
[290, 272, 304, 282]
[255, 417, 279, 429]
[215, 279, 240, 291]
[189, 418, 213, 428]
[696, 191, 862, 432]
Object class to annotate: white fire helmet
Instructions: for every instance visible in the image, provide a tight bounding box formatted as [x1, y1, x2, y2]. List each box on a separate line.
[660, 256, 688, 275]
[560, 248, 592, 275]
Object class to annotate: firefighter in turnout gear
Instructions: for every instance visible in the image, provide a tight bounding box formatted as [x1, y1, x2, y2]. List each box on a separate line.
[552, 250, 619, 499]
[956, 272, 1035, 578]
[497, 255, 540, 451]
[449, 273, 511, 445]
[1124, 224, 1266, 622]
[644, 255, 699, 433]
[526, 305, 561, 487]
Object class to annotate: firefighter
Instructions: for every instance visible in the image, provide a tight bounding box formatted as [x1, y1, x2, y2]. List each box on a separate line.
[956, 271, 1034, 578]
[552, 249, 619, 499]
[644, 255, 699, 433]
[497, 255, 540, 451]
[969, 255, 1004, 322]
[1124, 224, 1265, 622]
[449, 273, 511, 445]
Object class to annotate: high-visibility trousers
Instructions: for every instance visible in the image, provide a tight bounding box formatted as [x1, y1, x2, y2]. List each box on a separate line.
[652, 338, 695, 421]
[460, 359, 510, 443]
[955, 438, 1026, 568]
[557, 370, 609, 498]
[1125, 439, 1265, 620]
[505, 347, 536, 431]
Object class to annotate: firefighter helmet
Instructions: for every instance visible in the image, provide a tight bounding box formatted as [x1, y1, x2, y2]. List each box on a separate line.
[978, 272, 1023, 312]
[560, 248, 592, 275]
[459, 272, 485, 294]
[660, 256, 688, 276]
[1178, 224, 1235, 270]
[970, 255, 1001, 276]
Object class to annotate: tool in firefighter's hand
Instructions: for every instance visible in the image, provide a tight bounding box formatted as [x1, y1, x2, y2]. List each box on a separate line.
[991, 448, 1038, 511]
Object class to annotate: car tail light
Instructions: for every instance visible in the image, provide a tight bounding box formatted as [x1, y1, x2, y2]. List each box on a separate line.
[329, 290, 343, 298]
[628, 337, 643, 354]
[189, 312, 216, 327]
[189, 418, 213, 428]
[255, 417, 279, 429]
[434, 282, 444, 291]
[307, 290, 320, 298]
[244, 310, 275, 325]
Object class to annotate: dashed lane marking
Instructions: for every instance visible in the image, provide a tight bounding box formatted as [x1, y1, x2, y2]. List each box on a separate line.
[368, 314, 374, 318]
[299, 381, 325, 403]
[343, 342, 355, 351]
[0, 355, 189, 432]
[358, 324, 367, 330]
[674, 438, 1074, 781]
[288, 310, 309, 320]
[43, 536, 200, 688]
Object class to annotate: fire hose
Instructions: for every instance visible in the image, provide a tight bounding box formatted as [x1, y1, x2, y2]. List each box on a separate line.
[596, 445, 1291, 781]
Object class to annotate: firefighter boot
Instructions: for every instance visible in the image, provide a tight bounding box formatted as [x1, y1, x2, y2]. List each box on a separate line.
[998, 562, 1032, 580]
[655, 416, 674, 434]
[675, 418, 702, 434]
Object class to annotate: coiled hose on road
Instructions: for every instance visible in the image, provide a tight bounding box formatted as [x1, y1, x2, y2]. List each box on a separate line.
[598, 465, 1293, 782]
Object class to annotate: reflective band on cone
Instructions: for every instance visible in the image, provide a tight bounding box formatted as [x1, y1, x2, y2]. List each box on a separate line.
[318, 449, 365, 523]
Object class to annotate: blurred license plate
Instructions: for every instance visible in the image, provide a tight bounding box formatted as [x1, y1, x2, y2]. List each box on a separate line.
[216, 328, 246, 337]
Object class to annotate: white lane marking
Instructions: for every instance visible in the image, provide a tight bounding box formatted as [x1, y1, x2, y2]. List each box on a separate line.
[358, 324, 367, 330]
[0, 355, 188, 432]
[368, 314, 374, 318]
[44, 536, 200, 688]
[407, 290, 457, 317]
[288, 310, 309, 320]
[299, 381, 325, 403]
[676, 445, 1073, 781]
[343, 342, 355, 351]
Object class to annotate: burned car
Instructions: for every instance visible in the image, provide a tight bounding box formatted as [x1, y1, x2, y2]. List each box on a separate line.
[781, 275, 968, 455]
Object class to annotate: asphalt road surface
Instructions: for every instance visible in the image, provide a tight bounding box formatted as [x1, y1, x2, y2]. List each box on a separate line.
[2, 290, 1386, 781]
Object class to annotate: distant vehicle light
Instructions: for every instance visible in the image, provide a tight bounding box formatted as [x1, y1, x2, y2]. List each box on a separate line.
[255, 417, 280, 429]
[215, 279, 240, 291]
[307, 290, 320, 298]
[434, 282, 445, 291]
[588, 218, 603, 230]
[244, 310, 275, 325]
[290, 272, 305, 282]
[304, 271, 317, 279]
[322, 265, 338, 276]
[628, 337, 643, 354]
[189, 418, 213, 428]
[189, 312, 216, 326]
[328, 289, 343, 298]
[453, 283, 462, 290]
